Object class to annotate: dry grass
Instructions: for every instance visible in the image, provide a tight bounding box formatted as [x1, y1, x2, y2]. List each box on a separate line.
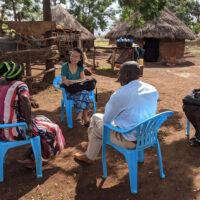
[94, 38, 111, 47]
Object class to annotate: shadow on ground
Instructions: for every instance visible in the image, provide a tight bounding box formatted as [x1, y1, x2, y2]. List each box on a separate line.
[74, 138, 199, 200]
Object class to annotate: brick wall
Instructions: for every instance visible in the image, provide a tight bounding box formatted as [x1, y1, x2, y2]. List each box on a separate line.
[159, 39, 185, 60]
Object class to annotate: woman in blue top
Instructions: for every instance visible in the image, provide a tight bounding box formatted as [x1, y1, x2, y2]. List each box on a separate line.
[61, 47, 90, 127]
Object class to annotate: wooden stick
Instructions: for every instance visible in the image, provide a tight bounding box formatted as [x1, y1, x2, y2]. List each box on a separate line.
[111, 48, 117, 71]
[93, 47, 96, 70]
[23, 67, 56, 80]
[0, 40, 28, 46]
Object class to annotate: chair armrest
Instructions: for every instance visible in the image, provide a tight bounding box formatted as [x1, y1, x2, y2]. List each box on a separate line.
[104, 123, 135, 134]
[0, 122, 28, 129]
[0, 122, 29, 139]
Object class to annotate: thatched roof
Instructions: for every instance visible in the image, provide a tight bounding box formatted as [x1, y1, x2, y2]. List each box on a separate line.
[105, 8, 195, 40]
[51, 5, 95, 41]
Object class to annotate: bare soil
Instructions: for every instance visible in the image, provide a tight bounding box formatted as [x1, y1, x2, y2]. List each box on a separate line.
[1, 49, 200, 200]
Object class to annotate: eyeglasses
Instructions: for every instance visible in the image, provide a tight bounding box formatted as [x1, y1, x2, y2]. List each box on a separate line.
[70, 53, 80, 60]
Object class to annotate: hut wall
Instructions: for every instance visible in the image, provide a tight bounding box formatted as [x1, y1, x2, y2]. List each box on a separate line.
[109, 39, 116, 45]
[159, 39, 185, 60]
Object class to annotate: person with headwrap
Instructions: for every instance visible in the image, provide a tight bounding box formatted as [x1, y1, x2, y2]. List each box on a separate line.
[0, 61, 66, 168]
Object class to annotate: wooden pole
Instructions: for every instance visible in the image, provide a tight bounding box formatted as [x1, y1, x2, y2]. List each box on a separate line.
[43, 0, 55, 83]
[25, 61, 32, 88]
[93, 47, 96, 70]
[111, 47, 116, 71]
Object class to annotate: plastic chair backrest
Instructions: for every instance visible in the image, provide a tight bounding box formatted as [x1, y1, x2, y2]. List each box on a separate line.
[133, 111, 173, 151]
[53, 75, 62, 89]
[0, 122, 29, 140]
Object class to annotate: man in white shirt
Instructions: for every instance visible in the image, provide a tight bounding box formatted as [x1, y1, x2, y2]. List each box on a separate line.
[75, 61, 158, 164]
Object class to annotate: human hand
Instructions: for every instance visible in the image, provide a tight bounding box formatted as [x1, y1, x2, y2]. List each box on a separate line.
[65, 80, 73, 86]
[30, 99, 39, 108]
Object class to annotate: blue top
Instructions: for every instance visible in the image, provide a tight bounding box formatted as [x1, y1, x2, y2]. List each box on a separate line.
[61, 63, 85, 80]
[103, 80, 158, 141]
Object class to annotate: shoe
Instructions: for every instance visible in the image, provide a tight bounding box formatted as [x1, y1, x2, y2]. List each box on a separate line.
[80, 141, 88, 151]
[74, 153, 93, 164]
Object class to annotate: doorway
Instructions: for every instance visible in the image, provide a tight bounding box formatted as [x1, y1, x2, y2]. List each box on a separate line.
[143, 38, 159, 62]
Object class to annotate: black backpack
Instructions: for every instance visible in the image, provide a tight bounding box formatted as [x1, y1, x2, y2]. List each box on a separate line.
[61, 78, 97, 94]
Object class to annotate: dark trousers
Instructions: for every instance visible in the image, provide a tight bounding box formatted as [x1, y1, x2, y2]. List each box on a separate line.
[183, 103, 200, 139]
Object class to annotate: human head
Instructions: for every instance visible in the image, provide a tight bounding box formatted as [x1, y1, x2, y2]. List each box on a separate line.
[0, 61, 23, 81]
[119, 61, 140, 86]
[70, 47, 84, 67]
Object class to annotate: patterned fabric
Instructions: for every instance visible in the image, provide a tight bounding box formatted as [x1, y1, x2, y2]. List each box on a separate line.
[0, 81, 66, 159]
[67, 90, 90, 113]
[32, 116, 65, 159]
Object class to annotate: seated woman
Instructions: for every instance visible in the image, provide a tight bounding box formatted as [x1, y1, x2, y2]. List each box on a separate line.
[61, 47, 90, 127]
[0, 61, 66, 168]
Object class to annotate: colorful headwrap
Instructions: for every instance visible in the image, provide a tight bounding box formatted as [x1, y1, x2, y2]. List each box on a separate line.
[0, 61, 22, 79]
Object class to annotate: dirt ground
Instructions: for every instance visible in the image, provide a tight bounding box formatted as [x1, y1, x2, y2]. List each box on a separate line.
[1, 49, 200, 200]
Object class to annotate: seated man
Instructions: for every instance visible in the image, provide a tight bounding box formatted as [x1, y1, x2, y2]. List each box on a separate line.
[75, 61, 158, 163]
[183, 88, 200, 146]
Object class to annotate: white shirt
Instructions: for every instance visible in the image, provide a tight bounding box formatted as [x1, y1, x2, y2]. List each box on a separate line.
[103, 80, 158, 141]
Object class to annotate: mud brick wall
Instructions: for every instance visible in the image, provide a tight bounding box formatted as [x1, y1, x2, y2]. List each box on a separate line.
[159, 39, 185, 60]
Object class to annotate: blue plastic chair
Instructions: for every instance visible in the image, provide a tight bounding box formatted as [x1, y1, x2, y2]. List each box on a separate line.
[102, 111, 174, 193]
[0, 122, 43, 182]
[53, 75, 96, 128]
[186, 120, 190, 136]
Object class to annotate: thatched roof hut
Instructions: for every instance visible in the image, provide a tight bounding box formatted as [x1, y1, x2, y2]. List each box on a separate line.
[52, 5, 95, 49]
[106, 8, 195, 62]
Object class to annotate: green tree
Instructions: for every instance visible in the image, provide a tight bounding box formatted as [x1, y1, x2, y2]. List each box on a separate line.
[191, 0, 200, 23]
[68, 0, 117, 33]
[118, 0, 167, 27]
[192, 22, 200, 34]
[51, 0, 66, 6]
[167, 0, 195, 27]
[2, 0, 42, 21]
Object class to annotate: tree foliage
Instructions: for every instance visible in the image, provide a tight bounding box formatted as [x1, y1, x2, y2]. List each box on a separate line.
[167, 0, 196, 28]
[118, 0, 167, 28]
[68, 0, 117, 32]
[1, 0, 42, 21]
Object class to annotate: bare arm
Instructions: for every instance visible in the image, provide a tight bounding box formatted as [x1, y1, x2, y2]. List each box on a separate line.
[21, 94, 32, 136]
[62, 71, 85, 86]
[70, 71, 85, 83]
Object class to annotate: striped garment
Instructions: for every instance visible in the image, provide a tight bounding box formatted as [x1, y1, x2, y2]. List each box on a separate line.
[0, 80, 28, 140]
[0, 81, 66, 159]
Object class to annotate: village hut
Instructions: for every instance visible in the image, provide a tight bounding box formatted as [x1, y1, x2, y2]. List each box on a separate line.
[51, 5, 95, 50]
[105, 8, 195, 62]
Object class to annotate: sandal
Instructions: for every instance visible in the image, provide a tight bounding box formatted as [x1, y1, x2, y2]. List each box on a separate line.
[189, 137, 200, 147]
[76, 118, 83, 126]
[84, 121, 90, 128]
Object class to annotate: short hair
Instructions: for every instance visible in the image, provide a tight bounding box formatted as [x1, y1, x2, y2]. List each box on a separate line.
[119, 61, 140, 84]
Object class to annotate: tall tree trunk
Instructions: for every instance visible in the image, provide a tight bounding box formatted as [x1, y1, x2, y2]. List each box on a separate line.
[0, 5, 5, 20]
[11, 0, 17, 21]
[43, 0, 55, 83]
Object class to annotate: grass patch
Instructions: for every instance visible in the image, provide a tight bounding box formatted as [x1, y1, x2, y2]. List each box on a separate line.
[186, 38, 200, 47]
[96, 66, 120, 71]
[94, 38, 111, 47]
[185, 48, 200, 54]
